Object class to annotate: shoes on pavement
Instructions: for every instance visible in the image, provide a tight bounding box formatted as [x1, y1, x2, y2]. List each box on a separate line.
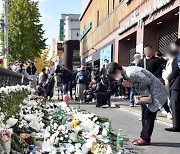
[108, 101, 111, 107]
[130, 104, 134, 107]
[132, 137, 141, 143]
[167, 112, 172, 119]
[138, 117, 142, 121]
[165, 127, 180, 132]
[133, 137, 150, 146]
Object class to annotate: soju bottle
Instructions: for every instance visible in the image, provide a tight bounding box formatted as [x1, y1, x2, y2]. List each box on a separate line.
[116, 129, 123, 148]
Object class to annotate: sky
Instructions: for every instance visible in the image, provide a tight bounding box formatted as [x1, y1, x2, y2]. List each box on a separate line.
[36, 0, 82, 46]
[0, 0, 82, 46]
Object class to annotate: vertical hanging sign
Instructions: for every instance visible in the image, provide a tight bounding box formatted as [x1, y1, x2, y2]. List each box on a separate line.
[60, 19, 64, 41]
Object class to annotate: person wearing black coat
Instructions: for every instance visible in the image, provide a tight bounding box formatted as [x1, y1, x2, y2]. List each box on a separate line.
[59, 65, 71, 95]
[26, 63, 37, 75]
[165, 54, 180, 132]
[93, 79, 111, 107]
[165, 39, 180, 132]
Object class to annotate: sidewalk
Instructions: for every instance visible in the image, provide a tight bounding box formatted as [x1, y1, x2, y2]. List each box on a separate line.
[112, 97, 172, 125]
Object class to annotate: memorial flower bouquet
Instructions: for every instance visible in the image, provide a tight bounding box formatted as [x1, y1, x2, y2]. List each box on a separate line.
[10, 99, 117, 153]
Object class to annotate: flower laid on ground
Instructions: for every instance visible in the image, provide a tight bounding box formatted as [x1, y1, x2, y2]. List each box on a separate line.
[0, 85, 32, 122]
[16, 99, 117, 153]
[0, 85, 136, 153]
[0, 95, 119, 153]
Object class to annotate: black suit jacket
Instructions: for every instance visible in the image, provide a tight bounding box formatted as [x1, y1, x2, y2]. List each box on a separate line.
[168, 57, 180, 90]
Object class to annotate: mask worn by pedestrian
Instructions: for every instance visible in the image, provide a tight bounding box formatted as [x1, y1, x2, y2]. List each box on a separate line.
[169, 50, 179, 57]
[115, 74, 123, 81]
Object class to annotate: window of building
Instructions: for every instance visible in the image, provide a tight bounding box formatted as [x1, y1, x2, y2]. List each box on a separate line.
[107, 0, 110, 15]
[77, 33, 79, 36]
[113, 0, 115, 9]
[97, 10, 100, 27]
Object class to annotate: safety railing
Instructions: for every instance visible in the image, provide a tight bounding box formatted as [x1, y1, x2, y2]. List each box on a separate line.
[0, 67, 29, 88]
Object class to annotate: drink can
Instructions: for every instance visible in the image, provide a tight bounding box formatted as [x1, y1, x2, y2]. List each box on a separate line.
[29, 145, 36, 151]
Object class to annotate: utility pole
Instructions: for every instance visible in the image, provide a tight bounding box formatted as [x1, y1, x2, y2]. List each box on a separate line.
[4, 0, 8, 68]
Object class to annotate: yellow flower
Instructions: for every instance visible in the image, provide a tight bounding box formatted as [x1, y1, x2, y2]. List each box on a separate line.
[71, 118, 80, 128]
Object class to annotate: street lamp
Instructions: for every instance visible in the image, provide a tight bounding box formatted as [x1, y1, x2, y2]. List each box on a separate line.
[3, 0, 8, 68]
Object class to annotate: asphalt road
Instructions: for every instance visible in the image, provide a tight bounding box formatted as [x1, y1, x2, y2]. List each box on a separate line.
[71, 103, 180, 154]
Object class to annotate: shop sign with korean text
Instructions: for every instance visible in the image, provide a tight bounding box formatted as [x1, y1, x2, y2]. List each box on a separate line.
[118, 0, 172, 34]
[57, 43, 63, 57]
[80, 22, 92, 40]
[60, 19, 65, 41]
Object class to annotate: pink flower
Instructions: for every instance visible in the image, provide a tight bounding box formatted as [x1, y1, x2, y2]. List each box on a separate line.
[90, 134, 97, 139]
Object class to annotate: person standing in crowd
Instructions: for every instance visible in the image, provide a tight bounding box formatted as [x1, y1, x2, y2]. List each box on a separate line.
[13, 60, 20, 72]
[156, 50, 174, 119]
[76, 66, 87, 104]
[47, 61, 55, 76]
[138, 45, 172, 119]
[67, 68, 73, 100]
[165, 39, 180, 132]
[155, 51, 167, 71]
[73, 66, 81, 100]
[55, 65, 63, 100]
[138, 45, 162, 77]
[130, 53, 141, 66]
[107, 62, 167, 146]
[59, 65, 71, 95]
[162, 42, 179, 96]
[17, 61, 25, 73]
[100, 59, 109, 82]
[129, 53, 141, 107]
[55, 65, 62, 87]
[37, 68, 48, 97]
[39, 68, 48, 85]
[91, 65, 101, 82]
[26, 59, 37, 75]
[7, 62, 13, 71]
[26, 59, 37, 89]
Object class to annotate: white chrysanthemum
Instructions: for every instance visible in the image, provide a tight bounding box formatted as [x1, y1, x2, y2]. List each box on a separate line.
[42, 141, 55, 152]
[6, 118, 18, 128]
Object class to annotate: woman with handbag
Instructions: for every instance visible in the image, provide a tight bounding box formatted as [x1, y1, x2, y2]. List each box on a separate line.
[107, 62, 167, 146]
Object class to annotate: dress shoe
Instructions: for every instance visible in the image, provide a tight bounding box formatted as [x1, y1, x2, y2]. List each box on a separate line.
[165, 127, 180, 132]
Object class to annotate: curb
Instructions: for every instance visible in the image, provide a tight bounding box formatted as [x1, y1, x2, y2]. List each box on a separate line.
[114, 103, 172, 125]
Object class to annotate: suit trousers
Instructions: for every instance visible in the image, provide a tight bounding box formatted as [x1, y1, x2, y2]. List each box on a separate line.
[170, 90, 180, 129]
[140, 105, 157, 142]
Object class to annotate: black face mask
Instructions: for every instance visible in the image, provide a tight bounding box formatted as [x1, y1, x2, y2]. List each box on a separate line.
[169, 50, 179, 57]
